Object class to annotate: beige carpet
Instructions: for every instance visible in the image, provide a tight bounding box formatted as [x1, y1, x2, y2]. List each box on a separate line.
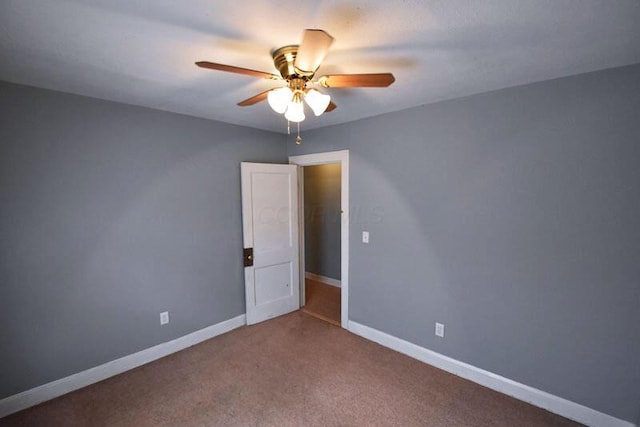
[1, 311, 581, 427]
[302, 278, 341, 325]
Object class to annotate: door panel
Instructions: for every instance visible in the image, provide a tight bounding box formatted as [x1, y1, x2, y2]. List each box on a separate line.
[254, 262, 294, 305]
[241, 163, 299, 325]
[252, 172, 293, 250]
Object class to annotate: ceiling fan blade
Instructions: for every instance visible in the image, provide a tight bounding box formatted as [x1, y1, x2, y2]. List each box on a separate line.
[237, 90, 271, 106]
[294, 29, 334, 73]
[325, 101, 337, 113]
[318, 73, 395, 88]
[196, 62, 280, 80]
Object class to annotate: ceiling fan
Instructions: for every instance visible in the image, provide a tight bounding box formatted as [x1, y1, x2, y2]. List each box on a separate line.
[195, 29, 395, 126]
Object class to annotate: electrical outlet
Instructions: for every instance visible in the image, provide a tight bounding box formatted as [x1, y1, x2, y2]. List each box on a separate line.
[160, 311, 169, 325]
[435, 322, 445, 338]
[362, 231, 370, 243]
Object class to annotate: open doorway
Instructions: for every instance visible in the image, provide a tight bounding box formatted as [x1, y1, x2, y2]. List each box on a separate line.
[289, 150, 349, 328]
[301, 163, 341, 325]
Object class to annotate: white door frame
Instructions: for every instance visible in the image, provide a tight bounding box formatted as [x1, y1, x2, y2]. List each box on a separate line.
[289, 150, 349, 328]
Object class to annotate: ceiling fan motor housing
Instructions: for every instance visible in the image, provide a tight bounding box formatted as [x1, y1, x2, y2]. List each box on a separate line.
[272, 45, 314, 80]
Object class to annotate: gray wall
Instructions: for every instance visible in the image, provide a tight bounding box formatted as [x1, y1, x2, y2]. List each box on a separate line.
[304, 164, 341, 280]
[288, 64, 640, 424]
[0, 81, 286, 399]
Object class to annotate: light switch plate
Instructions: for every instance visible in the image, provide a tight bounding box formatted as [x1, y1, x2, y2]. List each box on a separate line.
[160, 311, 169, 325]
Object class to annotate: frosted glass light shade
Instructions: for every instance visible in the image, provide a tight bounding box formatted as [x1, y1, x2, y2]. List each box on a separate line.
[304, 89, 331, 116]
[267, 87, 292, 114]
[284, 99, 305, 122]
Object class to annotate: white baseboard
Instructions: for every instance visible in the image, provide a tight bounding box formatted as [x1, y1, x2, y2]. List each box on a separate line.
[305, 272, 341, 288]
[0, 314, 246, 419]
[347, 320, 634, 427]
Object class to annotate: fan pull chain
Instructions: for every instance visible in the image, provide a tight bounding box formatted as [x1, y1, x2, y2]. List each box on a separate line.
[295, 122, 303, 145]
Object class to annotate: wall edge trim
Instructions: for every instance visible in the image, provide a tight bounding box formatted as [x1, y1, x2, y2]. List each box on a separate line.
[347, 320, 635, 427]
[305, 272, 341, 288]
[0, 314, 247, 418]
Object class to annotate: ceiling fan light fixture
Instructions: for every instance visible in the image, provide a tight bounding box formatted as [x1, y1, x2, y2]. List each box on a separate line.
[284, 94, 305, 123]
[304, 89, 331, 116]
[267, 87, 292, 114]
[197, 29, 396, 128]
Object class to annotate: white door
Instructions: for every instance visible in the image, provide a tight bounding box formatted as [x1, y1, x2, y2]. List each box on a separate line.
[241, 162, 300, 325]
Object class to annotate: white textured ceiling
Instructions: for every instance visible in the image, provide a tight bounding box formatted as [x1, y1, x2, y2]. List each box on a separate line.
[1, 0, 640, 133]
